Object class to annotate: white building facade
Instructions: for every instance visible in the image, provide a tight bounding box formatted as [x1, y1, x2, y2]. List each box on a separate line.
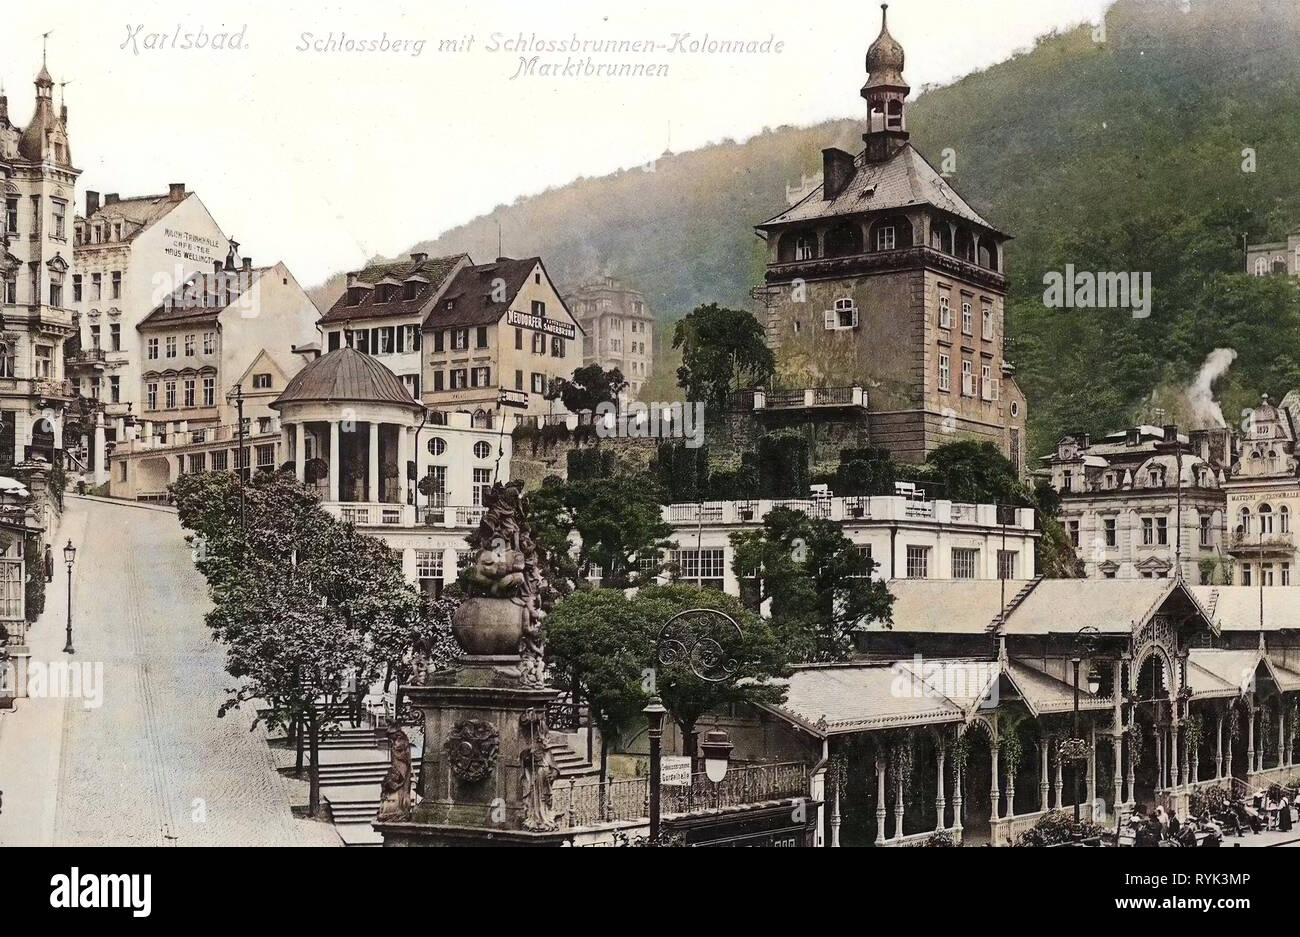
[662, 493, 1038, 596]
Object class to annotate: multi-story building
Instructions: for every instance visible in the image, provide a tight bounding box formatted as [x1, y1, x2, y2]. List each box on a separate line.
[70, 182, 230, 445]
[1042, 424, 1231, 581]
[1246, 233, 1300, 278]
[565, 276, 654, 396]
[754, 9, 1026, 469]
[318, 252, 469, 402]
[0, 63, 79, 469]
[660, 489, 1037, 597]
[421, 256, 582, 422]
[137, 257, 320, 430]
[1222, 392, 1300, 587]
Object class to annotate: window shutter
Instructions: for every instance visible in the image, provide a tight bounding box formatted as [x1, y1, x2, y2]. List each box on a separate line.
[824, 310, 836, 330]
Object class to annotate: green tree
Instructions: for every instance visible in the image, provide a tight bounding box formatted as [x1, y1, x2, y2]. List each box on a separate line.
[729, 507, 893, 661]
[546, 589, 654, 799]
[673, 303, 774, 409]
[549, 363, 628, 414]
[172, 469, 432, 815]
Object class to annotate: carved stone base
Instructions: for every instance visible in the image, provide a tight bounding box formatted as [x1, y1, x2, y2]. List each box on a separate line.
[377, 660, 559, 844]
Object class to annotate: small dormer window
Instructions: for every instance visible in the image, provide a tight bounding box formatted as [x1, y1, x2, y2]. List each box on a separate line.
[403, 282, 418, 301]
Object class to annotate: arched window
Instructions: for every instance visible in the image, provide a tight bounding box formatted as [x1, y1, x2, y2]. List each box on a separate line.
[472, 409, 490, 429]
[871, 215, 912, 252]
[777, 230, 817, 263]
[1281, 505, 1290, 534]
[1255, 257, 1268, 276]
[824, 222, 863, 258]
[1240, 506, 1251, 535]
[1260, 503, 1274, 534]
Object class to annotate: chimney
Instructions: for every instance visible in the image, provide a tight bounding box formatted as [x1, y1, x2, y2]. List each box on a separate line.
[61, 104, 68, 127]
[213, 261, 222, 274]
[822, 148, 856, 200]
[242, 257, 252, 271]
[0, 93, 7, 126]
[169, 183, 185, 202]
[85, 190, 100, 215]
[104, 193, 119, 206]
[1163, 423, 1180, 446]
[410, 252, 428, 262]
[347, 272, 357, 287]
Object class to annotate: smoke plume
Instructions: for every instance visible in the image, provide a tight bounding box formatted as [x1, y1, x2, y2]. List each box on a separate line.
[1185, 348, 1237, 428]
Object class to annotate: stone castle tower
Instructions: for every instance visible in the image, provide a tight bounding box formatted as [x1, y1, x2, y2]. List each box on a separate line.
[755, 4, 1027, 471]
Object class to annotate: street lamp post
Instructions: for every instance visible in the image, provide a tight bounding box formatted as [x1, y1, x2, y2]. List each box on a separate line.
[1072, 656, 1082, 822]
[61, 539, 76, 654]
[643, 697, 667, 842]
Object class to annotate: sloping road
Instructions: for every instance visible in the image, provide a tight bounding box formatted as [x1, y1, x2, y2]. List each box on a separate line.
[0, 496, 338, 846]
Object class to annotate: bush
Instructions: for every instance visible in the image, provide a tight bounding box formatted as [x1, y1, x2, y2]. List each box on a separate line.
[1188, 785, 1227, 819]
[918, 830, 956, 847]
[1015, 810, 1106, 847]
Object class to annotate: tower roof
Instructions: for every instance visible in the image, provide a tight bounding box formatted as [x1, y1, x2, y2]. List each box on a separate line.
[271, 346, 421, 412]
[16, 62, 70, 166]
[863, 4, 907, 92]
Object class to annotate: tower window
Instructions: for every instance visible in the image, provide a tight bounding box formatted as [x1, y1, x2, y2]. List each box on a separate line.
[876, 225, 896, 251]
[795, 235, 816, 261]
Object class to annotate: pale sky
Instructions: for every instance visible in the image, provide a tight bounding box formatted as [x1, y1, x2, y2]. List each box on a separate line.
[3, 0, 1111, 287]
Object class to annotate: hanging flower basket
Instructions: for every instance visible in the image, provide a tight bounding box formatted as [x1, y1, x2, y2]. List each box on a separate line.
[1058, 737, 1091, 762]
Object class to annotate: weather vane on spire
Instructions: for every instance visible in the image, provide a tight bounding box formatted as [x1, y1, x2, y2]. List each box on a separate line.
[42, 30, 53, 66]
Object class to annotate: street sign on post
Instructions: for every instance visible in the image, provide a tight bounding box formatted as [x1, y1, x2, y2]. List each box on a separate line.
[660, 755, 692, 787]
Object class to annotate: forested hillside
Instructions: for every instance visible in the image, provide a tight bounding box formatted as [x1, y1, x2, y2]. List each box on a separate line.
[309, 0, 1300, 457]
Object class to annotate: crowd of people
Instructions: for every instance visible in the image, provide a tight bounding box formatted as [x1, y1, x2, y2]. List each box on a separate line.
[1123, 787, 1295, 846]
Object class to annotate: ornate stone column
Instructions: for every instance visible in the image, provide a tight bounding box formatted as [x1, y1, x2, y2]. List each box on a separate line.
[1278, 701, 1286, 770]
[935, 738, 947, 831]
[990, 742, 1000, 822]
[1054, 750, 1064, 808]
[1215, 711, 1224, 780]
[1113, 734, 1124, 810]
[1087, 723, 1097, 811]
[1125, 716, 1136, 806]
[1172, 722, 1182, 789]
[1038, 738, 1049, 812]
[952, 755, 963, 838]
[894, 775, 904, 840]
[875, 754, 887, 845]
[830, 778, 842, 848]
[1247, 701, 1256, 777]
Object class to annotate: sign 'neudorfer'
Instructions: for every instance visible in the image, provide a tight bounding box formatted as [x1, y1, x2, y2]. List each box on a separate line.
[505, 308, 576, 340]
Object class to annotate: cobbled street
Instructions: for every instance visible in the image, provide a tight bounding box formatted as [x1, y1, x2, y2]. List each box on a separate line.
[0, 497, 339, 846]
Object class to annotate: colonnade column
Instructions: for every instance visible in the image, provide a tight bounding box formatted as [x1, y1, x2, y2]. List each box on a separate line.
[368, 421, 380, 502]
[294, 422, 306, 483]
[934, 740, 947, 832]
[875, 756, 886, 845]
[1087, 723, 1097, 812]
[1215, 712, 1224, 780]
[990, 744, 1000, 822]
[328, 420, 341, 502]
[1038, 739, 1049, 812]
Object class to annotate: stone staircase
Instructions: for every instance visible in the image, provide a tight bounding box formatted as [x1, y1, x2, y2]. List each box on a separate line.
[313, 731, 594, 845]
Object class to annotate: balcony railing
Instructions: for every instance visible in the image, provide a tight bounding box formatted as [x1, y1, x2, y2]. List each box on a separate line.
[415, 504, 486, 528]
[661, 496, 1034, 530]
[559, 761, 809, 830]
